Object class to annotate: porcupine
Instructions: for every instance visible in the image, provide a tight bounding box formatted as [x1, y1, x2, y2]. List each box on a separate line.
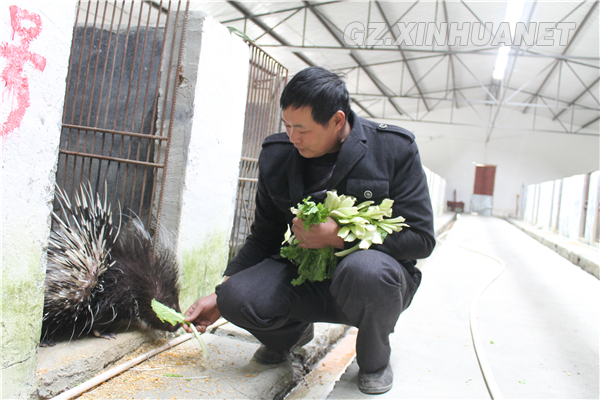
[41, 182, 181, 345]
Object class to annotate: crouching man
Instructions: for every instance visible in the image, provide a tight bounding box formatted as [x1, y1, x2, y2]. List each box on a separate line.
[185, 66, 435, 395]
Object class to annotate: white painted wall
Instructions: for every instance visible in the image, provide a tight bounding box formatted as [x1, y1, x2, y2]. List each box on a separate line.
[524, 171, 599, 246]
[0, 1, 76, 397]
[176, 15, 249, 308]
[424, 166, 447, 217]
[392, 117, 599, 218]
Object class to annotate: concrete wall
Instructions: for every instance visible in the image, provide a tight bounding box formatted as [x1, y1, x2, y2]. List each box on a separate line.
[0, 1, 76, 398]
[173, 14, 249, 310]
[1, 5, 249, 397]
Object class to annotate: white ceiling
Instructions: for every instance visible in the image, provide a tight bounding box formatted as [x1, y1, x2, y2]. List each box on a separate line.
[189, 0, 599, 141]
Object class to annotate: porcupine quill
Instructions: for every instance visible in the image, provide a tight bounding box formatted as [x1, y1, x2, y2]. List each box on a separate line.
[41, 182, 181, 346]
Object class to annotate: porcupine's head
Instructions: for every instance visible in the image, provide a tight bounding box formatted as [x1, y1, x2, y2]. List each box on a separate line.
[111, 216, 182, 332]
[42, 182, 119, 342]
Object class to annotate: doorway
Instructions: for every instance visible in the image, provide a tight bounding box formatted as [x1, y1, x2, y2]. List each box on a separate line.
[471, 164, 496, 215]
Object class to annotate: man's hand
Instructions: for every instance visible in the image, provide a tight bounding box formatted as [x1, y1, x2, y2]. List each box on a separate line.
[184, 293, 221, 334]
[292, 216, 344, 249]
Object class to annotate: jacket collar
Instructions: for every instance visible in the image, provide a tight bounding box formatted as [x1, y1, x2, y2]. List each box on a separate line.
[287, 110, 368, 204]
[328, 110, 367, 189]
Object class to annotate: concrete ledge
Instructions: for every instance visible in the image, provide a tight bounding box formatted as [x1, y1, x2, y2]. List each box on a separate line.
[36, 330, 172, 399]
[434, 212, 457, 237]
[36, 322, 348, 399]
[506, 218, 599, 280]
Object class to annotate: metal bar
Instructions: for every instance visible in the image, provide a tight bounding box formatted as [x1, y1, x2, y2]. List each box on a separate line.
[402, 51, 446, 99]
[151, 0, 181, 230]
[129, 2, 156, 213]
[118, 1, 146, 207]
[349, 90, 599, 111]
[138, 1, 165, 217]
[371, 0, 421, 50]
[253, 8, 302, 42]
[120, 1, 147, 210]
[59, 150, 165, 168]
[227, 1, 315, 66]
[220, 1, 340, 23]
[523, 0, 599, 113]
[67, 1, 93, 196]
[453, 54, 498, 103]
[351, 98, 377, 118]
[563, 62, 600, 105]
[355, 114, 599, 137]
[76, 1, 102, 195]
[442, 0, 459, 109]
[155, 0, 189, 242]
[60, 0, 82, 193]
[62, 124, 169, 140]
[553, 76, 600, 120]
[84, 1, 109, 186]
[485, 1, 539, 141]
[349, 52, 410, 117]
[109, 1, 135, 206]
[374, 0, 430, 112]
[91, 2, 118, 189]
[302, 5, 307, 47]
[230, 42, 288, 258]
[579, 115, 600, 130]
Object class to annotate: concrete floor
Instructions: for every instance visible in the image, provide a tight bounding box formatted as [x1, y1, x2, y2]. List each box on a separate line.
[326, 214, 599, 399]
[39, 214, 599, 399]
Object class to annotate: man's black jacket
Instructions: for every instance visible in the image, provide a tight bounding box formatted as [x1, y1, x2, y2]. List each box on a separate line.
[224, 111, 436, 284]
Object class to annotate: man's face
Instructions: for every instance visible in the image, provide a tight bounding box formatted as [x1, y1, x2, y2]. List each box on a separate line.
[281, 106, 344, 158]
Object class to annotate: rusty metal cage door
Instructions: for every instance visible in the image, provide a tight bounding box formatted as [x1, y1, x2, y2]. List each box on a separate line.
[56, 1, 189, 232]
[229, 44, 288, 258]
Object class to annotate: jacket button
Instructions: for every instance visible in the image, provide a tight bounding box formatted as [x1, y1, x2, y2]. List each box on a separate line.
[378, 124, 388, 129]
[364, 190, 373, 199]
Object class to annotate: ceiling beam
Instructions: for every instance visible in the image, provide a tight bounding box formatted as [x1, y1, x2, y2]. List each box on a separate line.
[369, 115, 600, 137]
[374, 1, 430, 112]
[221, 1, 341, 23]
[485, 0, 539, 142]
[553, 76, 600, 120]
[302, 0, 409, 117]
[440, 1, 460, 110]
[351, 98, 377, 118]
[579, 115, 600, 130]
[226, 1, 315, 67]
[258, 44, 600, 64]
[522, 0, 598, 113]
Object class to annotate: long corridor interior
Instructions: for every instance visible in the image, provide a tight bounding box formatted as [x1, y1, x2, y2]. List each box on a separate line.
[328, 214, 599, 399]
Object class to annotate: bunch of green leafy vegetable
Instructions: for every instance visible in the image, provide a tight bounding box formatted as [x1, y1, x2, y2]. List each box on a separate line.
[281, 190, 408, 286]
[151, 299, 210, 360]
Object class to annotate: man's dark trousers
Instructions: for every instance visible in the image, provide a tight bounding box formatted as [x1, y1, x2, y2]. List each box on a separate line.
[216, 249, 419, 373]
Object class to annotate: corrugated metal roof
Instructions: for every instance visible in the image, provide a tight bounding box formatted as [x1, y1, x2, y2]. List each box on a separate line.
[190, 0, 599, 138]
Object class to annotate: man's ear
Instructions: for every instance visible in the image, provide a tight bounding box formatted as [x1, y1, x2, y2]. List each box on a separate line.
[332, 110, 346, 130]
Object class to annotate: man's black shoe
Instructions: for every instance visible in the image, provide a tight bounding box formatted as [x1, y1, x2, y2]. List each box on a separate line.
[358, 364, 393, 395]
[253, 323, 314, 364]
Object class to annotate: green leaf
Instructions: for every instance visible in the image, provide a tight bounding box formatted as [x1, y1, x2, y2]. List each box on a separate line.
[227, 26, 254, 42]
[151, 299, 210, 360]
[282, 242, 338, 286]
[295, 197, 330, 230]
[519, 380, 526, 384]
[152, 298, 185, 326]
[190, 323, 210, 361]
[281, 192, 409, 286]
[164, 373, 183, 378]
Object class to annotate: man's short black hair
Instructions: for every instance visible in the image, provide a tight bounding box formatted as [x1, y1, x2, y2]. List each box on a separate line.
[280, 66, 351, 126]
